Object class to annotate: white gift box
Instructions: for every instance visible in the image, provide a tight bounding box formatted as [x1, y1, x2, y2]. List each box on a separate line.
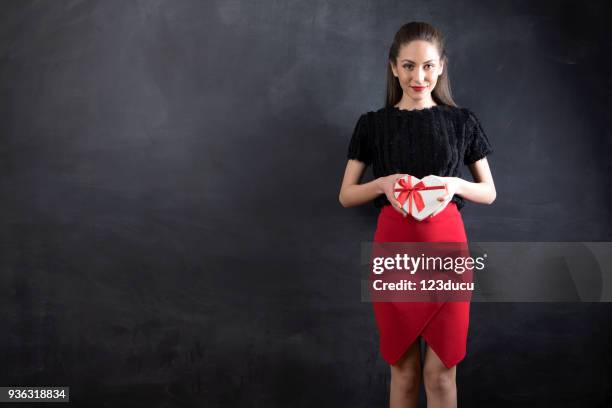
[393, 175, 452, 221]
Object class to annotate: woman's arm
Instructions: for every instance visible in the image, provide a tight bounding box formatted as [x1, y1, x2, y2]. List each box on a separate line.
[339, 160, 383, 207]
[339, 160, 407, 214]
[458, 157, 496, 204]
[436, 157, 496, 205]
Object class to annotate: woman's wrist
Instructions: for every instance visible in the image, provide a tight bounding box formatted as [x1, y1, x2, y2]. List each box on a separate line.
[453, 177, 467, 196]
[374, 176, 386, 195]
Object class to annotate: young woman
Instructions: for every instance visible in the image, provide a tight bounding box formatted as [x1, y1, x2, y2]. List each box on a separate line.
[339, 22, 496, 407]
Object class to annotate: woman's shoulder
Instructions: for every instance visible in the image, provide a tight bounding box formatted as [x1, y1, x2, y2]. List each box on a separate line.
[456, 107, 487, 130]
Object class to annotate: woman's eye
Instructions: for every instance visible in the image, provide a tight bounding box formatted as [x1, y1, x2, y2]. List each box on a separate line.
[403, 64, 434, 69]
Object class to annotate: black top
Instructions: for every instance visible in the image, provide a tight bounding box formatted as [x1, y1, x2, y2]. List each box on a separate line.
[346, 104, 493, 210]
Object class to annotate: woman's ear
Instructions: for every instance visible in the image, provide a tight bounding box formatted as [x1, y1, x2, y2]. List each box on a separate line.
[389, 60, 398, 77]
[438, 60, 444, 76]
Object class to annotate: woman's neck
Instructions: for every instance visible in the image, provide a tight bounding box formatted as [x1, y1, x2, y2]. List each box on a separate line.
[395, 96, 437, 111]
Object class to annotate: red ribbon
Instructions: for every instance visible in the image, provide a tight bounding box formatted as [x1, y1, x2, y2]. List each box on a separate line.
[394, 176, 447, 214]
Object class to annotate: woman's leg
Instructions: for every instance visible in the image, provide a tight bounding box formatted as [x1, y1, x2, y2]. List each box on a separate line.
[422, 344, 457, 408]
[389, 339, 421, 408]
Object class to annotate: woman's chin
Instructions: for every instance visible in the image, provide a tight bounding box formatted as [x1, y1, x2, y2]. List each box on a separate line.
[408, 92, 428, 100]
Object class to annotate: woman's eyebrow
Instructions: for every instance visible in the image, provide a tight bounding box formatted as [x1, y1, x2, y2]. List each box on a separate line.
[401, 59, 436, 63]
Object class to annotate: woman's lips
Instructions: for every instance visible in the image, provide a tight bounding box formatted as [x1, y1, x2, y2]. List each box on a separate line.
[411, 86, 427, 92]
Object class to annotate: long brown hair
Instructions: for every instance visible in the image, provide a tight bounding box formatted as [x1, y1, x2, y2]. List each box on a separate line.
[386, 22, 458, 108]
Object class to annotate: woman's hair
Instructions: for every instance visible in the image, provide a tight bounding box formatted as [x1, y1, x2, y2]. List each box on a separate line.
[386, 22, 458, 108]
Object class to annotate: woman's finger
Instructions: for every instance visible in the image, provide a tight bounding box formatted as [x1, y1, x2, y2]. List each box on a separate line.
[398, 202, 408, 217]
[393, 200, 407, 217]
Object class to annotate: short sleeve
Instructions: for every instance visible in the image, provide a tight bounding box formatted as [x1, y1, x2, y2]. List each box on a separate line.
[463, 109, 493, 165]
[347, 113, 373, 166]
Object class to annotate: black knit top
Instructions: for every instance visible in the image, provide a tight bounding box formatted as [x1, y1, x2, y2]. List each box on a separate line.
[346, 104, 493, 210]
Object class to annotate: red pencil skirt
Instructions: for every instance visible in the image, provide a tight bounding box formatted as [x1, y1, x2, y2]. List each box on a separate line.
[372, 202, 471, 369]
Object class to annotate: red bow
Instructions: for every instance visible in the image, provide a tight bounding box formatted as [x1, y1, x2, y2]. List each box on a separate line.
[394, 176, 446, 214]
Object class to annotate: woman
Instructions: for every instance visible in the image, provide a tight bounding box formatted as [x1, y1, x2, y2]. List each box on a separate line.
[339, 22, 497, 407]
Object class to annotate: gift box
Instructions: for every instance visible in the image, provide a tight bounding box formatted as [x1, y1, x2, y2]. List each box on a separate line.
[393, 175, 451, 221]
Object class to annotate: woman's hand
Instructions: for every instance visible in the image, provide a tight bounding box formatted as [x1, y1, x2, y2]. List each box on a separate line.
[377, 174, 410, 217]
[430, 176, 462, 217]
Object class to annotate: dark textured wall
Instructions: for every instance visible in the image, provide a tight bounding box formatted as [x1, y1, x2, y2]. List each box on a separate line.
[1, 0, 610, 406]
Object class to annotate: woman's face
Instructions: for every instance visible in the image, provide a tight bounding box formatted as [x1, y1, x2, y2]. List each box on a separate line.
[390, 40, 444, 102]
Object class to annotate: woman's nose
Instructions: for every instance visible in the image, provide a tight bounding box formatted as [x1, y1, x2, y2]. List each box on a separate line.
[412, 67, 426, 83]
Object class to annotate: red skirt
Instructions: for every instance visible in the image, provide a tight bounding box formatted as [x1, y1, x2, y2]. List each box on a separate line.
[372, 202, 471, 369]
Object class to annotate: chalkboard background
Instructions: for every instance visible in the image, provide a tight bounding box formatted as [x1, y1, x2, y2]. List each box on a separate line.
[1, 0, 610, 406]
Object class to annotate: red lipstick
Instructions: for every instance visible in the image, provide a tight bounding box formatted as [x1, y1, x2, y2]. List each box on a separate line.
[411, 86, 427, 92]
